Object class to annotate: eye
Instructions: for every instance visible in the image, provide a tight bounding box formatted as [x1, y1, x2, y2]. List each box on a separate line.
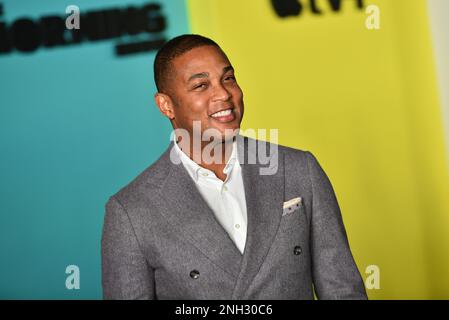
[224, 75, 236, 81]
[193, 83, 207, 90]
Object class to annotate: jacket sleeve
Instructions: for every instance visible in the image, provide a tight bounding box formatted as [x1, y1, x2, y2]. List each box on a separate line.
[305, 151, 368, 300]
[101, 196, 155, 299]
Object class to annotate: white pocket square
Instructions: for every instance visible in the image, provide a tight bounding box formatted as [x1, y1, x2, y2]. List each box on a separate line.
[282, 197, 302, 216]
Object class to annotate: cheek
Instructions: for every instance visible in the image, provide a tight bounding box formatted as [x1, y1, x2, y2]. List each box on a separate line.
[192, 99, 208, 113]
[177, 99, 208, 122]
[233, 87, 244, 105]
[231, 84, 243, 98]
[184, 94, 205, 111]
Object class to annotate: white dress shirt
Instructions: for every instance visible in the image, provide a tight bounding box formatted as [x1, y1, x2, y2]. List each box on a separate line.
[173, 138, 248, 254]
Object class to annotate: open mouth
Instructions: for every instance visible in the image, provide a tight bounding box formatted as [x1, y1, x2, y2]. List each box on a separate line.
[209, 108, 235, 123]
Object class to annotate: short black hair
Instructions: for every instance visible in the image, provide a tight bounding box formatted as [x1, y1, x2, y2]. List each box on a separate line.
[154, 34, 220, 94]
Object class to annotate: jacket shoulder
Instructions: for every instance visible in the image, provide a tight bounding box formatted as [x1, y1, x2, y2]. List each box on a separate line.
[251, 135, 309, 162]
[243, 135, 310, 157]
[276, 142, 310, 160]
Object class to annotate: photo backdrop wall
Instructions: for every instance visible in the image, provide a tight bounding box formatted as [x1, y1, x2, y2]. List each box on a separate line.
[1, 0, 448, 299]
[0, 0, 189, 299]
[187, 0, 449, 299]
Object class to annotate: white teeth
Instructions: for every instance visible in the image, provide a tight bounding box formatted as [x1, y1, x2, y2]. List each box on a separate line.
[211, 109, 232, 118]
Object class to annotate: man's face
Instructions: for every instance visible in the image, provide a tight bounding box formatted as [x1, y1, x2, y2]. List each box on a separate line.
[166, 45, 244, 141]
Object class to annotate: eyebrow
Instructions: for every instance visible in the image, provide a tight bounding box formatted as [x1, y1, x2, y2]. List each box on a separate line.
[223, 65, 234, 74]
[187, 72, 209, 82]
[187, 66, 234, 82]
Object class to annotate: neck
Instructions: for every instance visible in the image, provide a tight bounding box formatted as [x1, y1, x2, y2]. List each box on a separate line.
[176, 136, 235, 182]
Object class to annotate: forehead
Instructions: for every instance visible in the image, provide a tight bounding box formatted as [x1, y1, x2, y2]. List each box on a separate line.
[171, 45, 231, 79]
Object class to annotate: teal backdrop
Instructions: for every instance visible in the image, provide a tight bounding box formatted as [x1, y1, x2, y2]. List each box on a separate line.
[0, 0, 189, 299]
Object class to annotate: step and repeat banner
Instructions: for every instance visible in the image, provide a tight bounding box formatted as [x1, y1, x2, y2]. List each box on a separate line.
[186, 0, 449, 299]
[1, 0, 448, 299]
[0, 0, 189, 299]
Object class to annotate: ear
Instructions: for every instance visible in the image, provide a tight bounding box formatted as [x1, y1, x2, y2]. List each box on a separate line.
[154, 92, 175, 120]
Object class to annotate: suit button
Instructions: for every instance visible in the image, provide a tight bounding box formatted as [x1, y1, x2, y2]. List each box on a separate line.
[294, 245, 302, 255]
[190, 270, 200, 279]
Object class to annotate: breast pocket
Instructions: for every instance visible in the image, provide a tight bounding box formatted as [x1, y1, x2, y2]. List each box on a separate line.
[278, 197, 308, 233]
[272, 197, 310, 272]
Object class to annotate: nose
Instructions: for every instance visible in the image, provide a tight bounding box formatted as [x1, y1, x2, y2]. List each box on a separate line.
[212, 83, 231, 102]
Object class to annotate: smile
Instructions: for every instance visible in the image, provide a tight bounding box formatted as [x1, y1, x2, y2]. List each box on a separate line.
[209, 108, 236, 123]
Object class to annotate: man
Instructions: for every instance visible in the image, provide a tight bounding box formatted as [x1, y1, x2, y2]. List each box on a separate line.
[101, 34, 367, 300]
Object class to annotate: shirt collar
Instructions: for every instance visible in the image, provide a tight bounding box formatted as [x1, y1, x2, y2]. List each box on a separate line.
[173, 136, 239, 182]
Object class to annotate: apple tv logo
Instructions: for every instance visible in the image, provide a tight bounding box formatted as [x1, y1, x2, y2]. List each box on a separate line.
[271, 0, 365, 18]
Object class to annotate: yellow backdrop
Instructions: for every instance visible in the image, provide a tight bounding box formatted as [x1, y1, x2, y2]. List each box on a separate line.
[187, 0, 449, 299]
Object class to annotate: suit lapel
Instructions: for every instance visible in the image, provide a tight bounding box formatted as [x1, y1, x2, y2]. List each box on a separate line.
[152, 136, 284, 295]
[231, 135, 285, 299]
[155, 143, 243, 279]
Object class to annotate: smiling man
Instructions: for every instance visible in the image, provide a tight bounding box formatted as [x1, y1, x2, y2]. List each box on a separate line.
[153, 38, 244, 181]
[101, 34, 367, 300]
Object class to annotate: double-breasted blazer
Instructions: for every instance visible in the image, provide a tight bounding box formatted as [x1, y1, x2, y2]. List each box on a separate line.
[101, 135, 367, 299]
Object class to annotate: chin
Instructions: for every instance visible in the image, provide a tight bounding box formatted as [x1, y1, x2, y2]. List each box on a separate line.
[222, 127, 240, 141]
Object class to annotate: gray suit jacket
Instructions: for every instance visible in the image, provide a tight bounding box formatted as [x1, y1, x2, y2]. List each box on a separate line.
[102, 135, 367, 299]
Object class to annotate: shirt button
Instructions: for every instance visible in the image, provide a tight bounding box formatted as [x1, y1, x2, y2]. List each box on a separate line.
[189, 270, 200, 279]
[223, 186, 228, 191]
[201, 172, 208, 177]
[293, 245, 302, 255]
[235, 224, 240, 229]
